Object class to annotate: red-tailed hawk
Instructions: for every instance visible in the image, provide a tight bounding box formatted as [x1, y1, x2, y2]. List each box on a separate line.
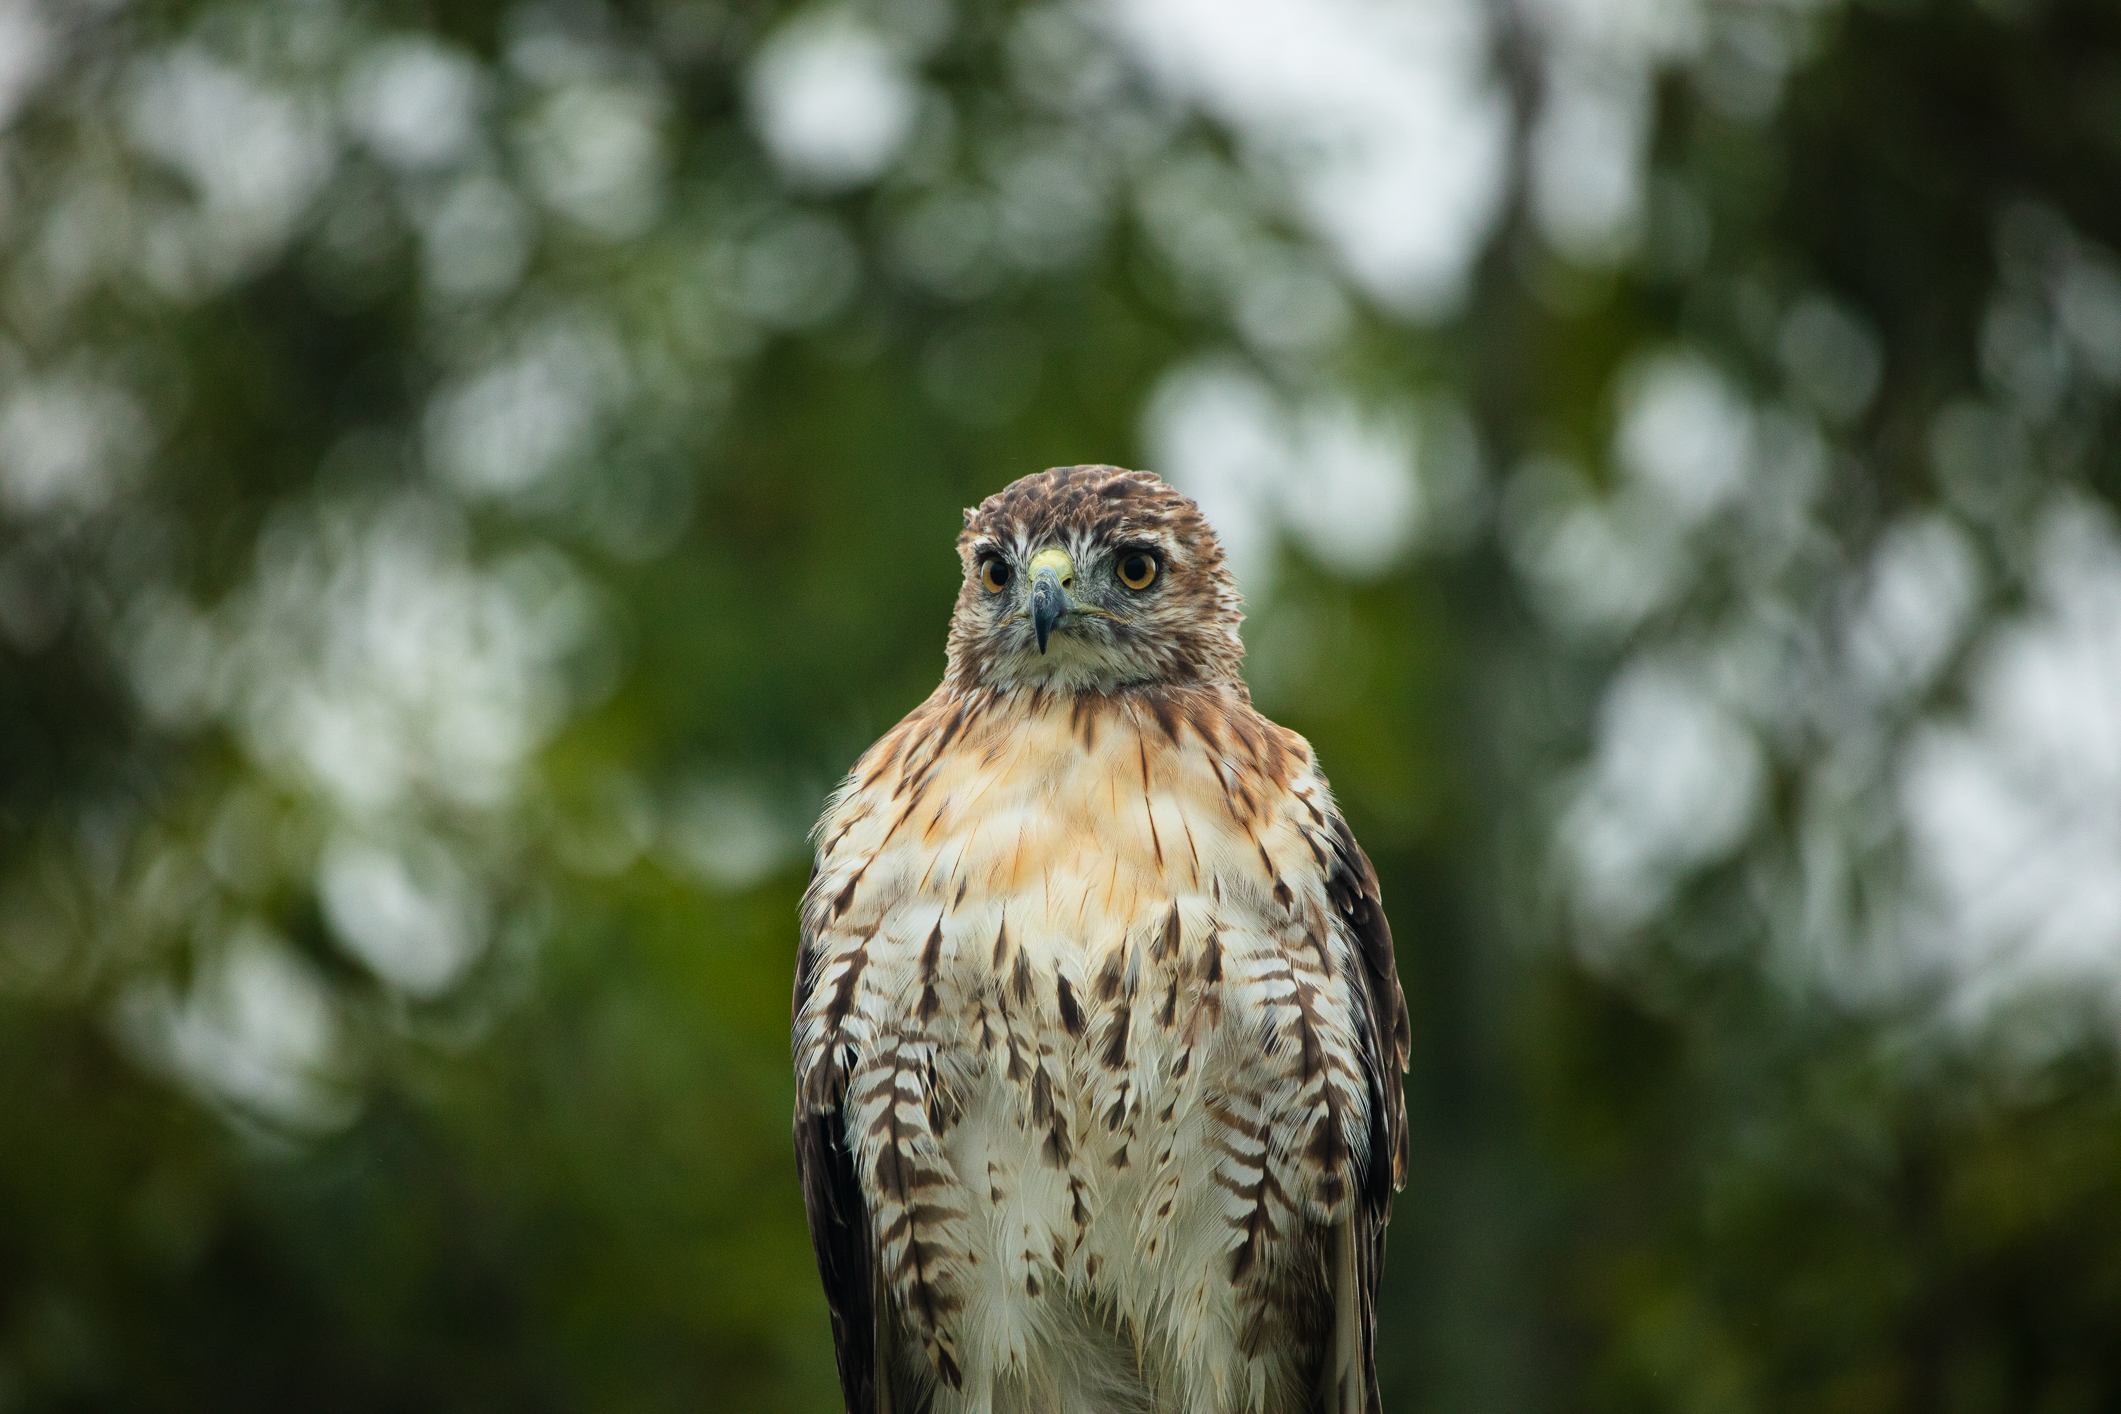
[794, 465, 1410, 1414]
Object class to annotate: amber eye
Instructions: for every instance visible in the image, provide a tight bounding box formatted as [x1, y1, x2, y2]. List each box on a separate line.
[980, 558, 1012, 593]
[1117, 551, 1158, 590]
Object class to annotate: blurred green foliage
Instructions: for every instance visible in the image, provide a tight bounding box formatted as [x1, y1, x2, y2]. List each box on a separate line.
[7, 0, 2121, 1410]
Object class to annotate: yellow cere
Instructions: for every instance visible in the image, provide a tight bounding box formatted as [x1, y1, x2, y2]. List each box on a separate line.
[1027, 546, 1075, 585]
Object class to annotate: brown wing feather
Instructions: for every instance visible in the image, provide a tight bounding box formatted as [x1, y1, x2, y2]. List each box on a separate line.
[793, 915, 878, 1414]
[1323, 810, 1410, 1414]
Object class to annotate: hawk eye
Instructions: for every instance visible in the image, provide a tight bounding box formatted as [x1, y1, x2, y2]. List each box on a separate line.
[980, 558, 1012, 593]
[1117, 552, 1158, 591]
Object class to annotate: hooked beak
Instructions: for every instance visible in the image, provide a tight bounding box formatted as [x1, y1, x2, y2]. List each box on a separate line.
[1028, 547, 1074, 654]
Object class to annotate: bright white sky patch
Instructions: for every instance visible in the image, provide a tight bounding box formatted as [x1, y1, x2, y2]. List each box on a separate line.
[0, 0, 53, 131]
[1145, 360, 1422, 596]
[1564, 660, 1764, 935]
[418, 173, 534, 301]
[426, 318, 629, 500]
[129, 496, 591, 821]
[342, 36, 485, 173]
[1522, 0, 1702, 262]
[1845, 513, 1980, 705]
[749, 10, 919, 191]
[1144, 362, 1286, 593]
[0, 372, 147, 517]
[120, 501, 596, 1007]
[1531, 65, 1649, 263]
[124, 47, 335, 289]
[1898, 496, 2121, 1021]
[1501, 453, 1687, 641]
[1278, 399, 1422, 575]
[320, 834, 489, 997]
[118, 926, 348, 1129]
[1103, 0, 1508, 317]
[518, 81, 668, 240]
[1614, 350, 1753, 524]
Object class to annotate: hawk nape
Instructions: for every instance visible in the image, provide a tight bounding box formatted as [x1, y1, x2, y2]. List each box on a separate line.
[793, 466, 1409, 1414]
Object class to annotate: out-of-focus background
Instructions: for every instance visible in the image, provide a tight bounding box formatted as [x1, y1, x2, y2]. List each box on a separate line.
[6, 0, 2121, 1407]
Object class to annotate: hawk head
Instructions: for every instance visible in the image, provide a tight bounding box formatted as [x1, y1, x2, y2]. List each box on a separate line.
[945, 465, 1246, 693]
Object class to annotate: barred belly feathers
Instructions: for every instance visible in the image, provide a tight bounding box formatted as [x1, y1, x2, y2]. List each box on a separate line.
[793, 466, 1409, 1414]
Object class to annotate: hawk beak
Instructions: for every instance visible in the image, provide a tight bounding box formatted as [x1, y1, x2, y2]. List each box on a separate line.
[1028, 547, 1074, 654]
